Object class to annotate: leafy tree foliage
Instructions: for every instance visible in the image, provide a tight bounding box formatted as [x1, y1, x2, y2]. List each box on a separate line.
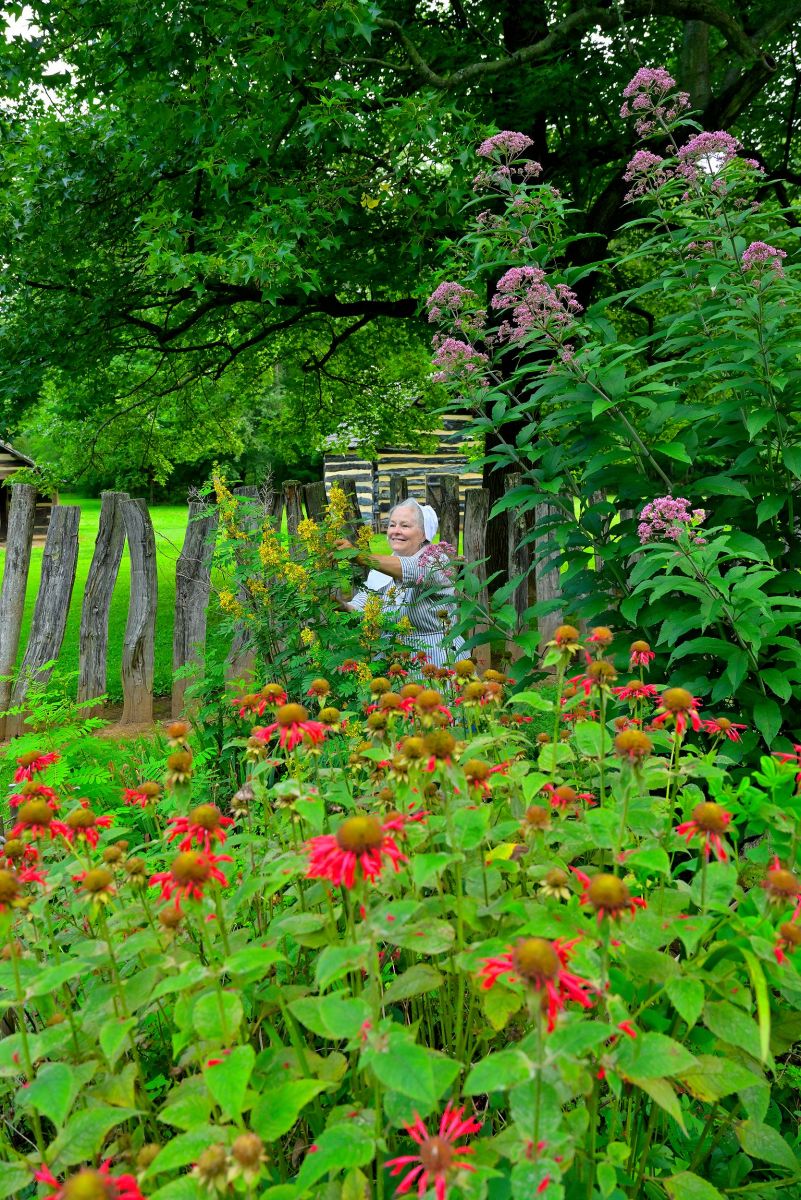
[1, 0, 799, 484]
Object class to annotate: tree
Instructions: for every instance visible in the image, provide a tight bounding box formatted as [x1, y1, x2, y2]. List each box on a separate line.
[1, 0, 799, 492]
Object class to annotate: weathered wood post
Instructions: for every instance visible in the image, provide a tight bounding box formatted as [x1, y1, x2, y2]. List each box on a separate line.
[225, 485, 260, 685]
[172, 500, 220, 717]
[505, 474, 531, 662]
[120, 498, 158, 726]
[462, 488, 491, 670]
[425, 478, 442, 514]
[6, 504, 81, 738]
[0, 483, 38, 740]
[266, 489, 284, 529]
[77, 491, 129, 714]
[439, 474, 460, 549]
[303, 481, 328, 521]
[340, 477, 362, 540]
[389, 475, 409, 510]
[283, 480, 303, 539]
[534, 502, 564, 648]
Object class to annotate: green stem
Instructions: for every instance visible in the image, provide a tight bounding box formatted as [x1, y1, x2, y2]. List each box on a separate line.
[9, 943, 45, 1156]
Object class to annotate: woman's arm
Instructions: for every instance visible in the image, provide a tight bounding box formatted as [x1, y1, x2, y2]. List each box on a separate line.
[336, 540, 404, 582]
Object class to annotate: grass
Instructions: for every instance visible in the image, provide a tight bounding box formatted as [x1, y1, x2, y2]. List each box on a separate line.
[3, 495, 189, 703]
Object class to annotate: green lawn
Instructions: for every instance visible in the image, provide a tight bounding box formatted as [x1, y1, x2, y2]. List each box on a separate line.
[3, 495, 189, 703]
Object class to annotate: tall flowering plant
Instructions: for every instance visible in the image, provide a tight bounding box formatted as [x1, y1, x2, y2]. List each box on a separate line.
[425, 74, 800, 753]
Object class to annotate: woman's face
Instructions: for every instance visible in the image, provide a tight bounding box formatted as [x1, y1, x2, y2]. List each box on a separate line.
[387, 506, 426, 556]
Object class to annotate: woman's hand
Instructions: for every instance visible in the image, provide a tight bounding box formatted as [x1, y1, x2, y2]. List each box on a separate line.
[335, 538, 354, 551]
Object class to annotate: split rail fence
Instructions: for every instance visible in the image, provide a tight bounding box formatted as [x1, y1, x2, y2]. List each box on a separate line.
[0, 475, 563, 738]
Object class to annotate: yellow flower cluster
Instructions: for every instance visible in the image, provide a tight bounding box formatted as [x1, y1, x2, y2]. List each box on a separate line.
[356, 663, 373, 686]
[297, 517, 321, 551]
[356, 525, 374, 553]
[213, 473, 249, 541]
[283, 561, 311, 592]
[326, 483, 349, 535]
[219, 589, 245, 618]
[360, 593, 383, 647]
[300, 627, 318, 647]
[258, 523, 284, 571]
[396, 614, 413, 634]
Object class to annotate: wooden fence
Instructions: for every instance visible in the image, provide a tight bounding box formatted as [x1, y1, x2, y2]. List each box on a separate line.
[0, 474, 563, 737]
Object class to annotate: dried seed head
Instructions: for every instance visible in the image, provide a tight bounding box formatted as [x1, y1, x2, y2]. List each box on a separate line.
[554, 624, 580, 645]
[614, 730, 654, 761]
[483, 669, 507, 683]
[462, 682, 487, 702]
[523, 805, 550, 830]
[454, 659, 477, 678]
[18, 799, 52, 826]
[138, 781, 162, 800]
[630, 640, 651, 654]
[590, 626, 614, 646]
[188, 805, 223, 831]
[379, 693, 403, 711]
[513, 937, 560, 982]
[399, 683, 423, 700]
[367, 712, 388, 731]
[102, 846, 123, 864]
[765, 865, 800, 899]
[536, 732, 551, 744]
[166, 721, 190, 740]
[276, 704, 309, 727]
[463, 759, 491, 782]
[193, 1144, 229, 1185]
[61, 1168, 116, 1200]
[779, 922, 801, 948]
[401, 736, 426, 760]
[261, 683, 287, 702]
[690, 802, 728, 833]
[65, 808, 97, 830]
[586, 874, 630, 913]
[2, 839, 25, 861]
[587, 659, 617, 684]
[415, 689, 445, 712]
[124, 857, 147, 880]
[369, 677, 391, 695]
[419, 1137, 453, 1174]
[159, 906, 184, 930]
[81, 868, 114, 894]
[170, 852, 212, 884]
[232, 1132, 266, 1169]
[423, 730, 456, 760]
[319, 707, 341, 726]
[308, 678, 330, 696]
[0, 870, 21, 904]
[662, 687, 694, 713]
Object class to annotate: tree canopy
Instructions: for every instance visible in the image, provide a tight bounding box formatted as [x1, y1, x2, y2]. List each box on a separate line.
[1, 0, 799, 486]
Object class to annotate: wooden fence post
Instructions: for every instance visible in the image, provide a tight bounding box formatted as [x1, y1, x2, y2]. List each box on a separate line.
[267, 489, 284, 529]
[6, 504, 81, 738]
[534, 502, 564, 649]
[389, 475, 408, 510]
[439, 474, 460, 549]
[77, 490, 129, 714]
[303, 481, 328, 521]
[225, 486, 260, 685]
[462, 487, 491, 670]
[120, 498, 158, 727]
[505, 474, 531, 661]
[283, 480, 303, 539]
[425, 478, 442, 513]
[0, 483, 38, 740]
[172, 500, 220, 717]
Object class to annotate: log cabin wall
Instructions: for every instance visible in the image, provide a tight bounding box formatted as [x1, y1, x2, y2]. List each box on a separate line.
[0, 442, 56, 542]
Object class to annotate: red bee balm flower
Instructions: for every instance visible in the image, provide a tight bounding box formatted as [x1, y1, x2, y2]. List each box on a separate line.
[13, 750, 59, 782]
[10, 799, 69, 842]
[123, 781, 162, 808]
[149, 850, 232, 910]
[63, 806, 113, 849]
[306, 815, 406, 889]
[253, 703, 327, 751]
[479, 936, 595, 1031]
[763, 858, 801, 916]
[652, 688, 702, 735]
[629, 640, 655, 668]
[703, 717, 747, 742]
[385, 1102, 482, 1200]
[675, 802, 732, 861]
[775, 922, 801, 965]
[9, 780, 60, 810]
[35, 1162, 146, 1200]
[541, 783, 595, 810]
[167, 804, 234, 853]
[614, 680, 659, 704]
[572, 869, 647, 921]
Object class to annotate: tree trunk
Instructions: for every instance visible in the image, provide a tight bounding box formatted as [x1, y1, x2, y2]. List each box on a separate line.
[0, 484, 38, 740]
[462, 487, 491, 669]
[78, 490, 129, 714]
[283, 479, 303, 538]
[172, 500, 219, 717]
[120, 498, 158, 726]
[534, 502, 564, 649]
[680, 21, 711, 109]
[6, 505, 81, 738]
[225, 485, 260, 685]
[506, 473, 531, 661]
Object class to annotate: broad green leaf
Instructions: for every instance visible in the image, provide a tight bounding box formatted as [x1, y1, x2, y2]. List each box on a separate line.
[383, 964, 443, 1005]
[512, 690, 554, 712]
[150, 1179, 205, 1200]
[625, 846, 670, 877]
[223, 944, 286, 979]
[289, 995, 371, 1040]
[192, 989, 243, 1042]
[0, 1165, 32, 1200]
[410, 853, 458, 888]
[370, 1035, 460, 1108]
[50, 1106, 138, 1167]
[739, 947, 772, 1063]
[573, 721, 608, 758]
[679, 1055, 765, 1103]
[464, 1048, 531, 1094]
[204, 1044, 254, 1121]
[21, 1062, 79, 1129]
[294, 1124, 374, 1191]
[736, 1120, 799, 1170]
[159, 1083, 214, 1131]
[388, 920, 455, 955]
[315, 943, 368, 991]
[547, 1021, 611, 1057]
[782, 444, 801, 479]
[145, 1126, 222, 1177]
[756, 495, 785, 526]
[100, 1017, 136, 1068]
[482, 984, 521, 1031]
[752, 696, 782, 746]
[704, 1000, 761, 1060]
[629, 1075, 685, 1133]
[452, 805, 490, 850]
[663, 1172, 725, 1199]
[24, 959, 86, 1001]
[666, 978, 704, 1029]
[251, 1080, 329, 1141]
[616, 1032, 697, 1079]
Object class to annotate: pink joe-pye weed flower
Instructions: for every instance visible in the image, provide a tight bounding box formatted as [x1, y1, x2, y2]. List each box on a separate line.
[742, 240, 787, 279]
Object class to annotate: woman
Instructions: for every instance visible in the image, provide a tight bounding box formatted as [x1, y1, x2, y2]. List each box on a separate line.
[341, 499, 464, 668]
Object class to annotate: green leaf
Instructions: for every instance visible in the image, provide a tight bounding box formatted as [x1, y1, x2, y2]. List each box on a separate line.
[204, 1044, 254, 1121]
[145, 1127, 222, 1177]
[512, 690, 554, 712]
[370, 1035, 459, 1108]
[50, 1106, 138, 1168]
[625, 846, 670, 876]
[547, 1021, 611, 1057]
[573, 721, 608, 758]
[100, 1017, 136, 1068]
[289, 995, 371, 1040]
[22, 1062, 79, 1129]
[739, 947, 772, 1064]
[0, 1164, 32, 1200]
[752, 696, 782, 745]
[616, 1032, 697, 1079]
[294, 1124, 374, 1191]
[315, 943, 368, 991]
[663, 1172, 725, 1199]
[150, 1179, 205, 1200]
[388, 920, 455, 955]
[24, 959, 86, 1000]
[760, 668, 793, 702]
[482, 984, 521, 1031]
[223, 944, 286, 980]
[383, 964, 444, 1005]
[192, 989, 243, 1042]
[679, 1055, 765, 1103]
[782, 444, 801, 480]
[251, 1080, 329, 1141]
[629, 1075, 686, 1133]
[756, 495, 785, 526]
[704, 1000, 761, 1059]
[452, 805, 490, 851]
[736, 1120, 799, 1170]
[666, 978, 705, 1029]
[158, 1082, 214, 1131]
[464, 1049, 531, 1094]
[410, 854, 457, 889]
